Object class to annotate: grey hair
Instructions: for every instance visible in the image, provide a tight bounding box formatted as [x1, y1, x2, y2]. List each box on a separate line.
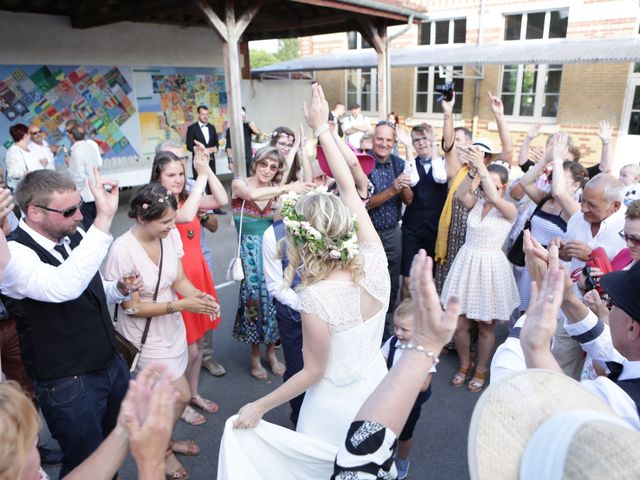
[584, 173, 625, 203]
[155, 140, 183, 153]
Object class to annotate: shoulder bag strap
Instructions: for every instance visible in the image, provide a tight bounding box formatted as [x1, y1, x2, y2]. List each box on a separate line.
[140, 239, 164, 348]
[524, 195, 551, 230]
[236, 199, 246, 257]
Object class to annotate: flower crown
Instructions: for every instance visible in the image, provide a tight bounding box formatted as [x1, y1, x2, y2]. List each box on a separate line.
[280, 186, 360, 261]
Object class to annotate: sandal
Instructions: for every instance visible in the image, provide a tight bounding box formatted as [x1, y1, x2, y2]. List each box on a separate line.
[468, 371, 487, 393]
[180, 405, 206, 425]
[451, 363, 473, 387]
[251, 361, 268, 381]
[172, 439, 200, 456]
[267, 356, 286, 376]
[165, 446, 189, 480]
[191, 394, 220, 414]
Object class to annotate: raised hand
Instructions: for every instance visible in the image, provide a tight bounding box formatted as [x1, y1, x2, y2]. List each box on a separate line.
[583, 289, 609, 319]
[193, 139, 211, 176]
[396, 127, 413, 147]
[487, 91, 504, 117]
[0, 187, 13, 226]
[286, 181, 315, 194]
[530, 146, 545, 164]
[597, 120, 612, 144]
[89, 166, 119, 220]
[526, 123, 542, 140]
[303, 83, 330, 131]
[551, 132, 570, 162]
[409, 249, 459, 352]
[441, 91, 456, 115]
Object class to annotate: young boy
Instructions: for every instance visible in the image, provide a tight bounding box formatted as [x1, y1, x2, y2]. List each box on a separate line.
[619, 163, 640, 206]
[381, 299, 435, 479]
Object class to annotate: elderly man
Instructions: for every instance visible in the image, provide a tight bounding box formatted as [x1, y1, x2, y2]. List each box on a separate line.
[27, 125, 56, 170]
[553, 173, 627, 378]
[0, 169, 130, 477]
[367, 121, 411, 333]
[495, 241, 640, 429]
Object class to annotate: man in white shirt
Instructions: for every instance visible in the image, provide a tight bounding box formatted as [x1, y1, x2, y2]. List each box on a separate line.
[495, 249, 640, 430]
[342, 104, 371, 147]
[0, 168, 131, 476]
[68, 125, 101, 230]
[555, 173, 627, 378]
[27, 124, 56, 170]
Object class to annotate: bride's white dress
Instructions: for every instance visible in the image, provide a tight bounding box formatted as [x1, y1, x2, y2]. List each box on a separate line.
[218, 242, 390, 479]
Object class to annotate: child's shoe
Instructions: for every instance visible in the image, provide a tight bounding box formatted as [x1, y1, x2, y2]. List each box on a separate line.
[396, 457, 410, 479]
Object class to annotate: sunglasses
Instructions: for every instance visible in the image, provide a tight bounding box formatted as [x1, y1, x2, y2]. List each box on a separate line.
[29, 130, 42, 135]
[36, 199, 83, 218]
[619, 230, 640, 247]
[257, 161, 279, 172]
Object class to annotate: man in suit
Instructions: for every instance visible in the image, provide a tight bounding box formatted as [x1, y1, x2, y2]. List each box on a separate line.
[186, 105, 225, 213]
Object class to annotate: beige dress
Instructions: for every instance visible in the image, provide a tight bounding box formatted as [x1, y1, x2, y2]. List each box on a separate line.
[103, 228, 188, 380]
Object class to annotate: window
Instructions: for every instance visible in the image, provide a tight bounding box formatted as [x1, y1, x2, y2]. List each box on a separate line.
[345, 32, 376, 112]
[500, 10, 568, 119]
[415, 18, 466, 115]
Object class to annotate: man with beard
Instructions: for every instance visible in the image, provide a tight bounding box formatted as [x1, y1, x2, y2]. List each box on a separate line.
[0, 169, 131, 477]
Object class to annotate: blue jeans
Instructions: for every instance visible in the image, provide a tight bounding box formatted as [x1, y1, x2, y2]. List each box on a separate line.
[33, 354, 130, 479]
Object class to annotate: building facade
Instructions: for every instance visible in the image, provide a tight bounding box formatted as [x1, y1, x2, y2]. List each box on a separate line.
[299, 0, 640, 166]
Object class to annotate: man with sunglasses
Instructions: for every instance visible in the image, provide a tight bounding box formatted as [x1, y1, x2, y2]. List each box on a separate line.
[0, 168, 132, 477]
[27, 124, 56, 171]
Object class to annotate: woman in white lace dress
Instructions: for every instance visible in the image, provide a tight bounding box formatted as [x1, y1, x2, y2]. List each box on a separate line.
[441, 148, 519, 393]
[220, 84, 389, 478]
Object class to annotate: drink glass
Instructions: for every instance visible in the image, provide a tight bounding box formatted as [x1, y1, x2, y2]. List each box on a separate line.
[122, 271, 139, 315]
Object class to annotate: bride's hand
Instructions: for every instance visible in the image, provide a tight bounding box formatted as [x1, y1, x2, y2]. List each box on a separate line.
[233, 401, 265, 429]
[303, 83, 330, 131]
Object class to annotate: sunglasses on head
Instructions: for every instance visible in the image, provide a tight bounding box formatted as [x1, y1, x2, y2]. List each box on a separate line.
[376, 120, 396, 129]
[36, 199, 83, 218]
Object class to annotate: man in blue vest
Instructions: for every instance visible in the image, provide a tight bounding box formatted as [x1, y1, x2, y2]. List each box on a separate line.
[400, 94, 463, 299]
[0, 169, 131, 477]
[262, 215, 304, 426]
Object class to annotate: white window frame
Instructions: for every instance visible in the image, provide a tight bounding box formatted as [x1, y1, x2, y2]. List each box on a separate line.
[345, 33, 377, 115]
[498, 9, 568, 123]
[413, 17, 465, 119]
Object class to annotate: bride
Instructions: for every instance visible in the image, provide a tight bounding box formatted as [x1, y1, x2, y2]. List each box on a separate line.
[223, 84, 389, 473]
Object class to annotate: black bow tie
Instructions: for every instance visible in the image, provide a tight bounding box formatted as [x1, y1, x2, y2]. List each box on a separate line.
[418, 157, 432, 166]
[200, 124, 207, 128]
[606, 361, 624, 381]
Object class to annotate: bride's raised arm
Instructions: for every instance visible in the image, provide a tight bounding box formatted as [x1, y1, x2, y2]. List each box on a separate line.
[304, 84, 381, 247]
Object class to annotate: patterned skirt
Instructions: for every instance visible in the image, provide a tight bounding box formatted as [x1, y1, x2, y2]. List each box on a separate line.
[435, 198, 470, 294]
[233, 233, 279, 345]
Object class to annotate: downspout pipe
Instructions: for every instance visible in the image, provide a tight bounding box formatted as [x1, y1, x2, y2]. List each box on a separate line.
[472, 0, 485, 138]
[385, 14, 414, 116]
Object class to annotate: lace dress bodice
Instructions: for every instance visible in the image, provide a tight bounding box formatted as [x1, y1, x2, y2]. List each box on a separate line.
[299, 242, 390, 386]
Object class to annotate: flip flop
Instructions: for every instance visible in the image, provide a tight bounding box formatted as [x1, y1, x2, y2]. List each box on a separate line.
[180, 405, 206, 426]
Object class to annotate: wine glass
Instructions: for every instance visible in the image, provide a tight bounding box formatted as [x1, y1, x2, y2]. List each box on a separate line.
[122, 271, 139, 315]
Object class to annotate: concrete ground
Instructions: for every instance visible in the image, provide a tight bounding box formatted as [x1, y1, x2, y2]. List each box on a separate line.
[43, 185, 508, 480]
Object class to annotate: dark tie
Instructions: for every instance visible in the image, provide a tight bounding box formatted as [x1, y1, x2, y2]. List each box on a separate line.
[54, 243, 69, 260]
[418, 157, 432, 166]
[606, 361, 624, 381]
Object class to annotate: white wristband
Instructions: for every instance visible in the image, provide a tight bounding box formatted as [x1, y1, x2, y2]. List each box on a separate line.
[314, 124, 330, 138]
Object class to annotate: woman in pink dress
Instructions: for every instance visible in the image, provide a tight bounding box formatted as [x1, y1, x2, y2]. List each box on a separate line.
[104, 183, 219, 479]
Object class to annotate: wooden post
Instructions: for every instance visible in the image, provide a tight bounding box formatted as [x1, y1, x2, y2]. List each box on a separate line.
[192, 0, 261, 179]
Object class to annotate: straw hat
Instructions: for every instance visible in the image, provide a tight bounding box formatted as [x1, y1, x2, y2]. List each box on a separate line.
[472, 137, 498, 155]
[468, 369, 640, 480]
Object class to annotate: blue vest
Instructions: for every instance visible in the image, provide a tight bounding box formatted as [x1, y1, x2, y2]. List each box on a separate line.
[272, 220, 301, 322]
[402, 158, 448, 231]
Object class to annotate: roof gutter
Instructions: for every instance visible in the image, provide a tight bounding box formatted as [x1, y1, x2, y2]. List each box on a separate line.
[337, 0, 429, 22]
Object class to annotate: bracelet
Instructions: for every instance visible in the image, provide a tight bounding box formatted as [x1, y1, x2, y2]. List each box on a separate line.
[397, 343, 440, 365]
[200, 214, 210, 224]
[314, 124, 330, 138]
[166, 301, 175, 314]
[467, 170, 476, 179]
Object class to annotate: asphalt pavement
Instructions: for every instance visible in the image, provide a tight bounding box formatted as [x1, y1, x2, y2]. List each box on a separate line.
[43, 186, 508, 480]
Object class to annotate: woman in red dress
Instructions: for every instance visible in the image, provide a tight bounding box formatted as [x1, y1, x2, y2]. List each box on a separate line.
[151, 147, 228, 421]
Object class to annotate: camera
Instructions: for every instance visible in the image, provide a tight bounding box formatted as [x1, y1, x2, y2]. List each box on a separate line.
[435, 82, 454, 102]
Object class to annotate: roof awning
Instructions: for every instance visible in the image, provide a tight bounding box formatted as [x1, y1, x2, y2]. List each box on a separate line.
[252, 37, 640, 74]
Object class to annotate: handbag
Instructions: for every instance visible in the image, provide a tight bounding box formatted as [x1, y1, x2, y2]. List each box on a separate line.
[114, 239, 164, 372]
[507, 196, 550, 267]
[226, 199, 246, 282]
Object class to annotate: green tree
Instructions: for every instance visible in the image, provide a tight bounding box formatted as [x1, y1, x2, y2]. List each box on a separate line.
[250, 49, 278, 69]
[275, 38, 299, 62]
